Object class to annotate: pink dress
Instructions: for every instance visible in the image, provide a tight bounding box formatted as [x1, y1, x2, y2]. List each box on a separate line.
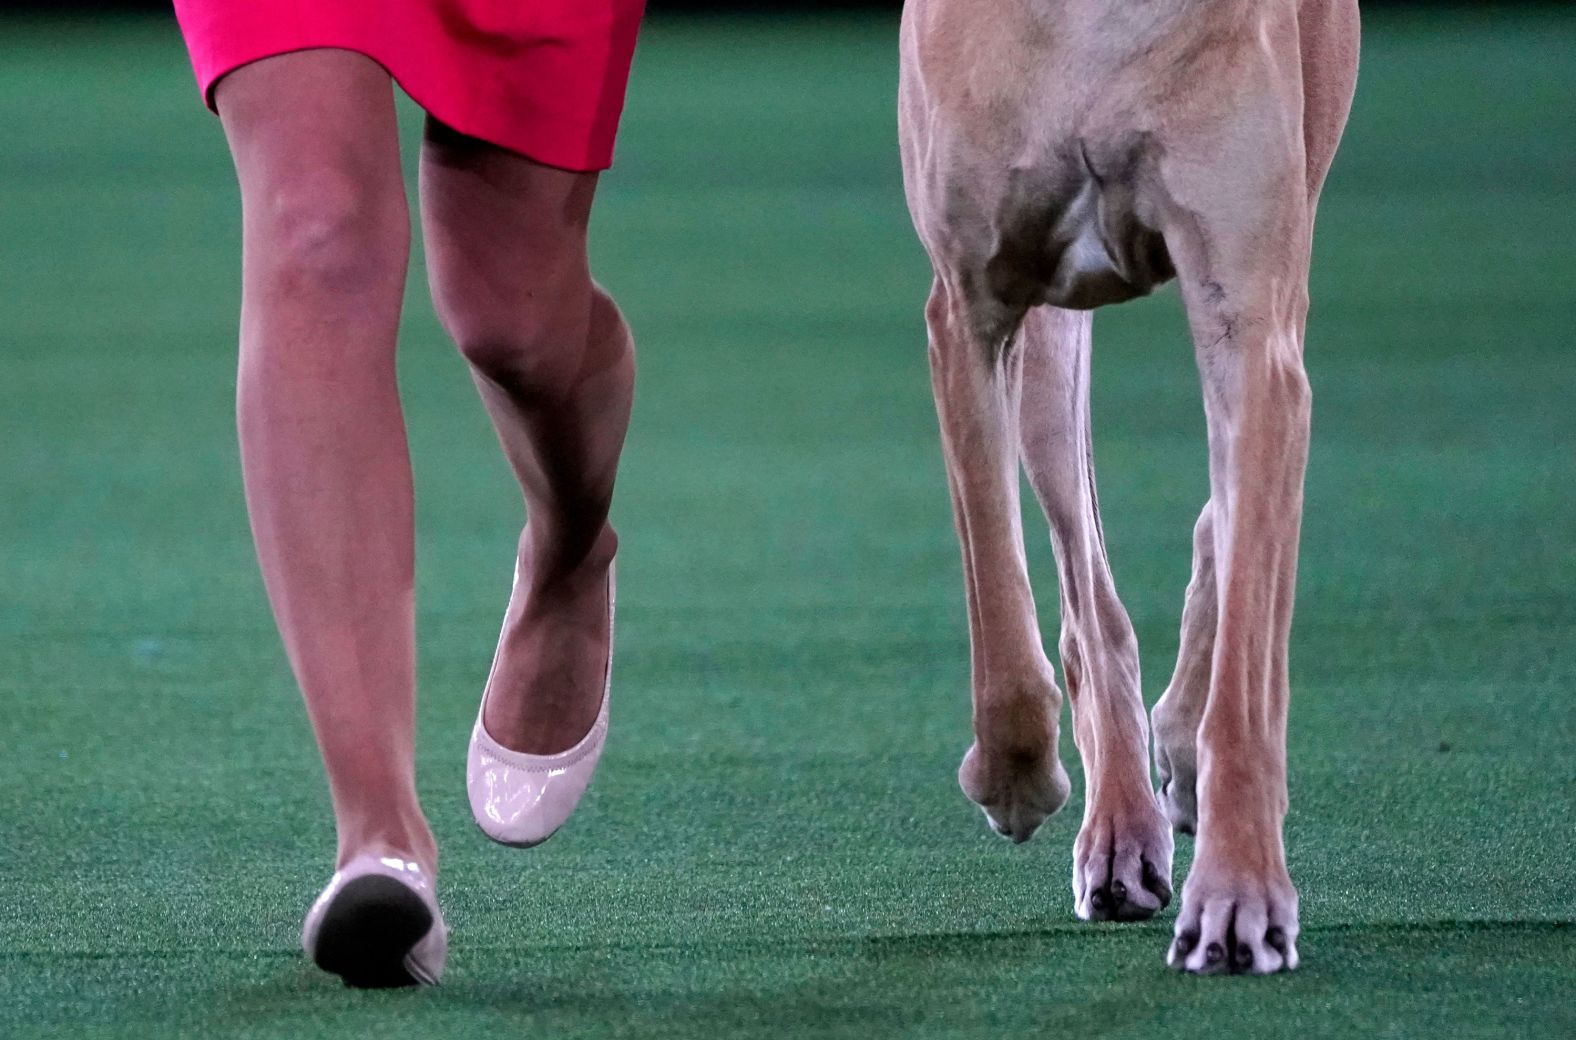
[172, 0, 646, 171]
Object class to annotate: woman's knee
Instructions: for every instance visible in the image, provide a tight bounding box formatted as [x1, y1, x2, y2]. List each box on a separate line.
[218, 51, 408, 300]
[246, 167, 409, 299]
[446, 278, 628, 393]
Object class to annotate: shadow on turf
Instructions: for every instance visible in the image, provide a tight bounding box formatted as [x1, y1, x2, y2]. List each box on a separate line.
[46, 922, 1558, 1039]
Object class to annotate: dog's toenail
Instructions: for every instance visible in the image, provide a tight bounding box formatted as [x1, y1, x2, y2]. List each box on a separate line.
[1110, 880, 1127, 902]
[1266, 927, 1287, 953]
[1091, 889, 1111, 912]
[1205, 943, 1225, 964]
[1233, 945, 1254, 971]
[1175, 929, 1199, 956]
[1142, 861, 1173, 905]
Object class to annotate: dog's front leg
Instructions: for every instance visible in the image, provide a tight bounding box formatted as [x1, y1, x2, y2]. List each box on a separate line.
[1161, 128, 1314, 973]
[924, 278, 1070, 844]
[1018, 306, 1173, 920]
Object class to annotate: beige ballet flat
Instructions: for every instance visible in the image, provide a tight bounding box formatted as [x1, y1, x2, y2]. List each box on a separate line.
[466, 563, 614, 848]
[301, 853, 446, 987]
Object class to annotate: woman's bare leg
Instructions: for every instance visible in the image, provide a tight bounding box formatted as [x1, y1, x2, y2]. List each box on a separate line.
[218, 50, 435, 871]
[420, 119, 634, 755]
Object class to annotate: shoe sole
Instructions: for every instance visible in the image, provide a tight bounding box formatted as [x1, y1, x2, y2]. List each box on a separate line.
[311, 874, 433, 988]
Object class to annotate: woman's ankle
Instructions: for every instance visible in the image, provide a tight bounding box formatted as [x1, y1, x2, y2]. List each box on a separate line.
[335, 815, 439, 876]
[520, 521, 618, 590]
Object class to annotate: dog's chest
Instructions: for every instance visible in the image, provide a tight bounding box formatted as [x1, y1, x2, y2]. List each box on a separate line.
[980, 138, 1175, 314]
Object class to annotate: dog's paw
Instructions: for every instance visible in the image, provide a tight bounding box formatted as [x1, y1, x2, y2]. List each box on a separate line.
[959, 741, 1070, 844]
[1073, 792, 1174, 921]
[1167, 859, 1299, 975]
[1152, 709, 1199, 836]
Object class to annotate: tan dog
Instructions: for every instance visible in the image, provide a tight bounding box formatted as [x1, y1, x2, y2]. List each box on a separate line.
[899, 0, 1358, 973]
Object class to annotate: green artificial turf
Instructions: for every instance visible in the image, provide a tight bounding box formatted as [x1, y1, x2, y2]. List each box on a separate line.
[2, 8, 1574, 1038]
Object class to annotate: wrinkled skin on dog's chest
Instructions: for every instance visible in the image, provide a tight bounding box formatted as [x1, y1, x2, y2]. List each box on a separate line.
[980, 137, 1176, 315]
[900, 0, 1268, 336]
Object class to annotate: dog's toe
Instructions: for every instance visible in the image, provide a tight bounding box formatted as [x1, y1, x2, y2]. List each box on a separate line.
[1073, 795, 1174, 922]
[1170, 872, 1299, 975]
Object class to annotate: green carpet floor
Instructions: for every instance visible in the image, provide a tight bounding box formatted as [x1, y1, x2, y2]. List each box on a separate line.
[2, 9, 1573, 1038]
